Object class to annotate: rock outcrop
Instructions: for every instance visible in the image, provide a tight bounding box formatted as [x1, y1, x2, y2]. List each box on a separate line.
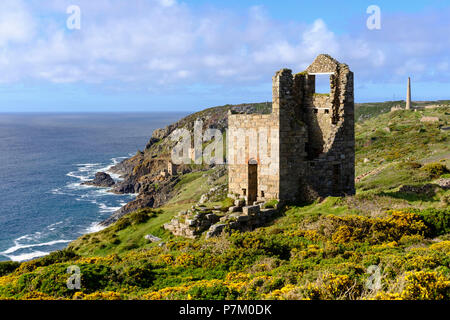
[82, 172, 115, 188]
[399, 184, 439, 195]
[99, 103, 271, 226]
[436, 178, 450, 189]
[164, 198, 280, 239]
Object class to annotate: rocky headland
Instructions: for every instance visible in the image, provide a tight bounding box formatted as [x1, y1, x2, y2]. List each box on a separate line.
[99, 103, 272, 226]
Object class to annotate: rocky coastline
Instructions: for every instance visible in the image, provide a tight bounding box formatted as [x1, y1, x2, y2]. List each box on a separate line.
[96, 103, 272, 227]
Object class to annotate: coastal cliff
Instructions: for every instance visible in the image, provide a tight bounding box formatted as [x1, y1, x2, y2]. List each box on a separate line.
[100, 102, 272, 226]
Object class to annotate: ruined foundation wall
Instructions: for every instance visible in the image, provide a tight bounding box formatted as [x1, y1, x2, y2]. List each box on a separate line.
[301, 55, 355, 197]
[227, 54, 355, 204]
[275, 69, 308, 202]
[228, 112, 280, 202]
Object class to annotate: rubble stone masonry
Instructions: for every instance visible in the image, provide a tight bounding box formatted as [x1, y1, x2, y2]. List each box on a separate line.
[227, 54, 355, 204]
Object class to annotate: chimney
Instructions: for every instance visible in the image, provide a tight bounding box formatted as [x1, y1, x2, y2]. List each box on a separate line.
[406, 77, 411, 110]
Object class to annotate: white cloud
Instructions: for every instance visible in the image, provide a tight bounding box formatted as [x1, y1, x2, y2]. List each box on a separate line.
[0, 1, 449, 89]
[301, 19, 339, 58]
[0, 0, 35, 46]
[159, 0, 176, 7]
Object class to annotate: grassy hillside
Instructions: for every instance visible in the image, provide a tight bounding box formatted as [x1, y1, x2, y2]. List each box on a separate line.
[0, 105, 449, 300]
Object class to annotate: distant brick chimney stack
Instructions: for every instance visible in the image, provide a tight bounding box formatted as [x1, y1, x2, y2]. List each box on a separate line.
[406, 77, 411, 110]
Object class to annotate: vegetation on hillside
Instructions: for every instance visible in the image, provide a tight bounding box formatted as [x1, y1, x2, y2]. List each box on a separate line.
[0, 103, 449, 300]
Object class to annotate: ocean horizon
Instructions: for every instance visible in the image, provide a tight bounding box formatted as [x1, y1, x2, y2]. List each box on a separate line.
[0, 112, 186, 262]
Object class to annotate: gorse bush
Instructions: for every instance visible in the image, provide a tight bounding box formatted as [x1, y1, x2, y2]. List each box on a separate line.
[399, 161, 422, 170]
[111, 208, 162, 232]
[0, 261, 20, 277]
[129, 208, 161, 225]
[316, 211, 428, 244]
[121, 264, 155, 288]
[412, 208, 450, 237]
[113, 218, 131, 231]
[0, 208, 448, 300]
[421, 163, 450, 178]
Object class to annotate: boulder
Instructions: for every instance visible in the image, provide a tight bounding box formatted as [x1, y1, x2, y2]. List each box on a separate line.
[82, 172, 115, 187]
[206, 223, 227, 239]
[144, 234, 162, 242]
[206, 213, 219, 224]
[436, 178, 450, 189]
[237, 215, 251, 222]
[399, 184, 438, 195]
[420, 116, 439, 123]
[242, 205, 260, 216]
[229, 206, 242, 213]
[199, 194, 209, 204]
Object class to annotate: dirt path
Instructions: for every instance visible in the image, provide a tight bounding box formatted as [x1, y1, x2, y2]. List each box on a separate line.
[355, 163, 392, 183]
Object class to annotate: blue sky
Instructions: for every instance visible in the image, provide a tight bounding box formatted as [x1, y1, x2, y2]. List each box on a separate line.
[0, 0, 449, 112]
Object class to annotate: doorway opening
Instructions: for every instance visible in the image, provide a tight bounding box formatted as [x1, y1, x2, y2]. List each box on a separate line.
[248, 159, 258, 205]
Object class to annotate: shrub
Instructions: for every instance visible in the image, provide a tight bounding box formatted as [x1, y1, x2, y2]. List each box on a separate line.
[441, 194, 450, 207]
[332, 226, 353, 244]
[129, 210, 150, 224]
[130, 208, 160, 225]
[40, 249, 80, 266]
[371, 211, 428, 242]
[421, 163, 450, 178]
[188, 281, 238, 300]
[16, 265, 71, 298]
[302, 273, 360, 300]
[0, 261, 20, 277]
[15, 249, 80, 274]
[401, 271, 449, 300]
[317, 212, 428, 244]
[79, 264, 117, 294]
[399, 161, 422, 170]
[263, 200, 279, 209]
[74, 291, 122, 300]
[121, 264, 155, 287]
[412, 208, 450, 237]
[113, 218, 131, 231]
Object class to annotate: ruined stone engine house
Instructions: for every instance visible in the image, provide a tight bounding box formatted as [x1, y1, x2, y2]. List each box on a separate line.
[227, 54, 355, 204]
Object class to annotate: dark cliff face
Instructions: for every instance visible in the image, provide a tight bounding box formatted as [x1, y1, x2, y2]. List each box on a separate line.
[100, 102, 272, 226]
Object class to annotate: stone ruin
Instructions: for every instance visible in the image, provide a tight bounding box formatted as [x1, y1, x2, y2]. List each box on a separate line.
[164, 54, 356, 239]
[160, 161, 177, 177]
[163, 200, 279, 239]
[228, 54, 355, 205]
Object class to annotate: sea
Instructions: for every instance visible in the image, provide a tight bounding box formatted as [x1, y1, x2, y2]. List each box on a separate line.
[0, 112, 185, 262]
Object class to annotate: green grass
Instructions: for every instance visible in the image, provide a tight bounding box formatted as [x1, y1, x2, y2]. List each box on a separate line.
[355, 106, 449, 177]
[69, 169, 227, 257]
[1, 103, 449, 301]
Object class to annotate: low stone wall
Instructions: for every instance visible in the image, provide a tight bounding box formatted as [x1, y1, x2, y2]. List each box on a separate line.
[206, 206, 277, 238]
[163, 200, 280, 239]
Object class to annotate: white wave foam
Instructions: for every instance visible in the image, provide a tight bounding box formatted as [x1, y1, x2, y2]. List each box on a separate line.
[4, 251, 50, 262]
[1, 239, 72, 255]
[76, 163, 102, 167]
[86, 222, 106, 234]
[66, 171, 91, 181]
[50, 188, 64, 195]
[98, 203, 122, 213]
[47, 221, 64, 228]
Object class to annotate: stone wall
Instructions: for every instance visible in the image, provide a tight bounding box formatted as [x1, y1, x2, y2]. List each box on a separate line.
[227, 54, 355, 204]
[164, 201, 279, 239]
[227, 112, 280, 202]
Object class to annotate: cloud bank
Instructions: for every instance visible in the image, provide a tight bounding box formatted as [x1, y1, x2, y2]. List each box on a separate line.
[0, 0, 449, 93]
